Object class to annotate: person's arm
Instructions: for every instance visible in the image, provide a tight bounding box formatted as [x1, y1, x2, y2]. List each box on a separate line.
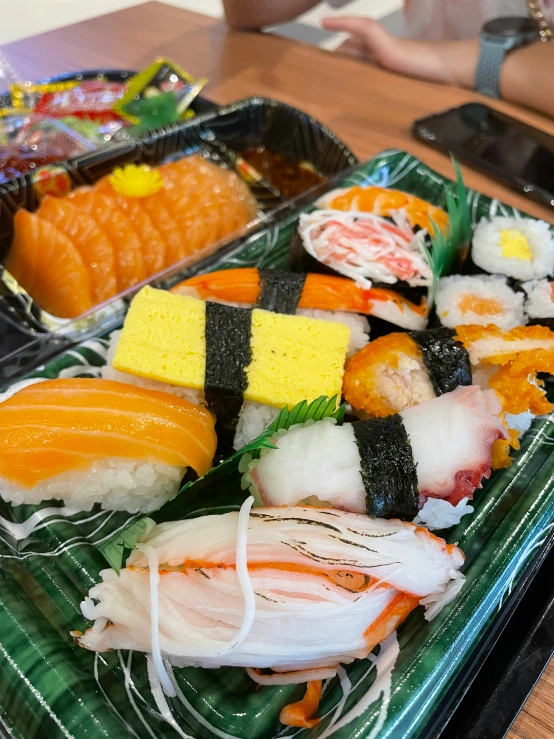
[222, 0, 320, 30]
[322, 16, 554, 119]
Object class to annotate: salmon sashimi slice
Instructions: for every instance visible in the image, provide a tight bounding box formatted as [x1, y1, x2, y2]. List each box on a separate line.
[38, 196, 118, 303]
[94, 178, 167, 276]
[0, 378, 217, 488]
[5, 209, 94, 318]
[67, 189, 147, 291]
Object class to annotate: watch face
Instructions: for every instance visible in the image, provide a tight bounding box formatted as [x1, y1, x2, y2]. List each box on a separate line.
[484, 16, 538, 37]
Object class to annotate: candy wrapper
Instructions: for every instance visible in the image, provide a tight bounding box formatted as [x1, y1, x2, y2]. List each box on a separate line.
[33, 80, 127, 124]
[116, 58, 207, 121]
[9, 80, 78, 116]
[0, 114, 95, 184]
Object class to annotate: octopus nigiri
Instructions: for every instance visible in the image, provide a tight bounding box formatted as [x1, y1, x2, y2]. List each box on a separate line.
[246, 385, 506, 528]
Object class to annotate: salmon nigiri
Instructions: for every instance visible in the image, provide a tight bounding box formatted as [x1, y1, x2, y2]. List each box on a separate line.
[38, 195, 118, 304]
[5, 209, 94, 318]
[76, 504, 465, 726]
[0, 378, 216, 512]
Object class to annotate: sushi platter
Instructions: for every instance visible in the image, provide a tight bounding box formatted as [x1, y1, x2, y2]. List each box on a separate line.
[1, 144, 554, 739]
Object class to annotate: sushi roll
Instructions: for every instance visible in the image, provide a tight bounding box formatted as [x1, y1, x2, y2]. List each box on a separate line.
[314, 185, 449, 235]
[472, 216, 554, 281]
[522, 279, 554, 329]
[297, 210, 432, 290]
[0, 378, 217, 512]
[436, 275, 525, 329]
[104, 286, 350, 447]
[173, 267, 429, 331]
[75, 505, 465, 727]
[246, 385, 506, 524]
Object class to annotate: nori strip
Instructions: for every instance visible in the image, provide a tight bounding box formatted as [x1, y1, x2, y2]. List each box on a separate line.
[257, 270, 306, 314]
[411, 326, 472, 396]
[353, 415, 419, 520]
[204, 302, 252, 445]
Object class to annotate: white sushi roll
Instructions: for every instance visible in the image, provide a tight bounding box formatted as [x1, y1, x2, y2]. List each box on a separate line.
[247, 385, 506, 527]
[472, 216, 554, 281]
[76, 506, 465, 671]
[522, 279, 554, 320]
[436, 275, 526, 330]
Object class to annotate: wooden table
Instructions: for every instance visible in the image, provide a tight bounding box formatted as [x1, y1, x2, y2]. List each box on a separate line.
[2, 3, 554, 736]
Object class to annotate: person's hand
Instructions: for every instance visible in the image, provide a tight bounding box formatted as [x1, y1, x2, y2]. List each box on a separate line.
[321, 16, 479, 89]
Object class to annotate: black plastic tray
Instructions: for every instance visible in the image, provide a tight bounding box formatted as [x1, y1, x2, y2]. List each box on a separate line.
[0, 96, 357, 385]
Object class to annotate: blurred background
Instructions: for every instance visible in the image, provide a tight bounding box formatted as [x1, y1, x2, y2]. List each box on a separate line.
[0, 0, 404, 47]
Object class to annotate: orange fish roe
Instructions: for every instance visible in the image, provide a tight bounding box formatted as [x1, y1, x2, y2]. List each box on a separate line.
[458, 294, 503, 316]
[492, 427, 521, 470]
[455, 324, 554, 417]
[343, 333, 423, 417]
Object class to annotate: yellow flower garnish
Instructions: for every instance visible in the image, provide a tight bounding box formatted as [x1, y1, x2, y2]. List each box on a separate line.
[108, 164, 163, 198]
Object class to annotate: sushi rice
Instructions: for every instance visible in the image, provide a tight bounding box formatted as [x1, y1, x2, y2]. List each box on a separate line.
[472, 216, 554, 281]
[436, 275, 526, 330]
[0, 460, 184, 513]
[522, 279, 554, 319]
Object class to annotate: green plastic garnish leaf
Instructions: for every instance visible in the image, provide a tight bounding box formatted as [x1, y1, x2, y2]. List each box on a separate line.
[126, 91, 181, 136]
[99, 517, 155, 574]
[425, 155, 472, 307]
[98, 395, 344, 569]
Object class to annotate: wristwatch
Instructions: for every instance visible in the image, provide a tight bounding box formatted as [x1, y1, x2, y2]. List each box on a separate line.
[475, 17, 540, 98]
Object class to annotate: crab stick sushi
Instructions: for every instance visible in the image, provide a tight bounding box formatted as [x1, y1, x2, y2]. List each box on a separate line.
[76, 505, 465, 725]
[436, 275, 525, 330]
[246, 386, 505, 525]
[0, 378, 216, 512]
[173, 267, 429, 331]
[472, 216, 554, 281]
[297, 210, 432, 290]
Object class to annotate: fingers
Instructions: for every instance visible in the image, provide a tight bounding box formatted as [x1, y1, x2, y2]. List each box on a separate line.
[322, 15, 455, 85]
[321, 15, 376, 36]
[334, 36, 372, 62]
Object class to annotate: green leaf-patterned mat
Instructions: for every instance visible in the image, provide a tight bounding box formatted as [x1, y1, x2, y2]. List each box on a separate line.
[1, 149, 553, 739]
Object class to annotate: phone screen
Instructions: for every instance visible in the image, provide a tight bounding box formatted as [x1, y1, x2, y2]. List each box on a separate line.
[413, 103, 554, 206]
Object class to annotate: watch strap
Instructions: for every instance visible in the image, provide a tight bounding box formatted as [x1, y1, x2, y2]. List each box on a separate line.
[475, 38, 509, 98]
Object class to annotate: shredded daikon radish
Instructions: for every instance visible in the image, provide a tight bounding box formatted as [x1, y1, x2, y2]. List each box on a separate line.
[138, 543, 176, 697]
[146, 656, 194, 739]
[217, 495, 256, 656]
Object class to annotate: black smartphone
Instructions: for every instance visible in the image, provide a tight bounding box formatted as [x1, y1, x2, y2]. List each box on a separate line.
[412, 102, 554, 209]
